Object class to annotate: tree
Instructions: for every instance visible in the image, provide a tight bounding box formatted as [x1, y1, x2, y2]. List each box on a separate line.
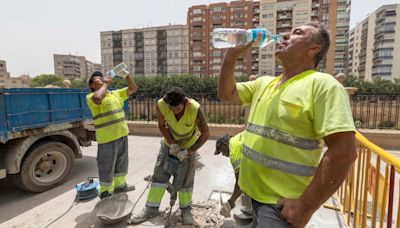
[31, 74, 63, 88]
[343, 75, 400, 93]
[71, 79, 88, 88]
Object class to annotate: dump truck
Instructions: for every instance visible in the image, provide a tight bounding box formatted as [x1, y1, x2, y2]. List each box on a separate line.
[0, 87, 95, 192]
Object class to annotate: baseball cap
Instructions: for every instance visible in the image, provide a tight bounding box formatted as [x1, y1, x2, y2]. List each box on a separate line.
[87, 71, 103, 85]
[214, 134, 230, 155]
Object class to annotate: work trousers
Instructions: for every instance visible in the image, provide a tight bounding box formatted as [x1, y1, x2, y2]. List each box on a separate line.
[252, 199, 292, 228]
[97, 136, 129, 193]
[146, 141, 196, 210]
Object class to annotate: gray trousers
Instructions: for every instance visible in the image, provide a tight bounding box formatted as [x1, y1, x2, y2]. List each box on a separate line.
[97, 136, 129, 191]
[149, 141, 196, 209]
[252, 199, 292, 228]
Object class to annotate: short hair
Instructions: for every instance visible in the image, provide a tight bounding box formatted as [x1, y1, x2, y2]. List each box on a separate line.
[306, 23, 330, 68]
[163, 87, 186, 107]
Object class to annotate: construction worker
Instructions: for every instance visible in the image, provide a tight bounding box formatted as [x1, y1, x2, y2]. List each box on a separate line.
[214, 132, 253, 220]
[335, 72, 347, 85]
[218, 23, 357, 227]
[86, 70, 137, 199]
[129, 86, 210, 225]
[63, 79, 71, 88]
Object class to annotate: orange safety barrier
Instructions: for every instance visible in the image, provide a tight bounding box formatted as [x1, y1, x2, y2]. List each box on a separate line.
[328, 131, 400, 228]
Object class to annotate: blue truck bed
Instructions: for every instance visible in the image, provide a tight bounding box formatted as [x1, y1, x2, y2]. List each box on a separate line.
[0, 88, 92, 143]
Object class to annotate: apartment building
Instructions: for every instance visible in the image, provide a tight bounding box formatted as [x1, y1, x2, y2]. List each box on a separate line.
[100, 25, 189, 76]
[94, 63, 102, 72]
[188, 1, 260, 77]
[53, 54, 100, 80]
[258, 0, 350, 76]
[348, 4, 399, 81]
[187, 0, 350, 77]
[0, 60, 32, 88]
[5, 75, 31, 88]
[0, 60, 9, 87]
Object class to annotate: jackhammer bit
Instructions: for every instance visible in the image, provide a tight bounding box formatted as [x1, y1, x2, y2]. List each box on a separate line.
[165, 183, 177, 228]
[165, 193, 177, 227]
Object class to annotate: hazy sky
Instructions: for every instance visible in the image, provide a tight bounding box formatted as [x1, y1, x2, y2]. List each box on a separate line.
[1, 0, 399, 77]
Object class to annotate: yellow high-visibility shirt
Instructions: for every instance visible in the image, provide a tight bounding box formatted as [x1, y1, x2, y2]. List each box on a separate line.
[237, 70, 355, 204]
[86, 88, 129, 144]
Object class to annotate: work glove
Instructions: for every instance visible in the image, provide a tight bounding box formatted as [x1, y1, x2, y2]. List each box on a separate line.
[176, 149, 188, 162]
[169, 144, 180, 156]
[220, 201, 232, 217]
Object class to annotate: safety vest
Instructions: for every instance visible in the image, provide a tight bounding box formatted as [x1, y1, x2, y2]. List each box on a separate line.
[229, 131, 244, 173]
[237, 70, 355, 204]
[86, 88, 129, 144]
[158, 98, 200, 149]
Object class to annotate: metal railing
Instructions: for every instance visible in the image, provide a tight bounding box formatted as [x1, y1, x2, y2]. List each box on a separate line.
[330, 131, 400, 227]
[128, 97, 246, 124]
[127, 93, 400, 129]
[351, 93, 400, 129]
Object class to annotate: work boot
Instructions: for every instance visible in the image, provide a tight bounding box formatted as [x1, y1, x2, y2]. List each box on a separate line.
[181, 208, 198, 226]
[99, 191, 111, 199]
[114, 184, 135, 193]
[128, 207, 160, 225]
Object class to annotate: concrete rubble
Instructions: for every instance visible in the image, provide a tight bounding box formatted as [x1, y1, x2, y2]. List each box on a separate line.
[159, 200, 225, 227]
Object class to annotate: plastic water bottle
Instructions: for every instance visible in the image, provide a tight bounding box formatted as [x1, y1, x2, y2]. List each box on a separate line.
[105, 62, 129, 78]
[211, 28, 281, 49]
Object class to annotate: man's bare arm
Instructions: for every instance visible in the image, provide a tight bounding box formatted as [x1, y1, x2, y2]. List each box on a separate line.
[218, 44, 252, 104]
[188, 108, 210, 154]
[279, 132, 357, 227]
[92, 79, 111, 104]
[126, 75, 137, 95]
[228, 172, 242, 208]
[156, 106, 176, 144]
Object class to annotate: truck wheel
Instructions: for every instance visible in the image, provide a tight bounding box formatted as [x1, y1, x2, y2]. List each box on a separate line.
[11, 142, 74, 192]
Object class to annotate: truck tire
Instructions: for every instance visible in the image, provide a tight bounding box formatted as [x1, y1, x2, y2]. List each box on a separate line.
[11, 142, 75, 192]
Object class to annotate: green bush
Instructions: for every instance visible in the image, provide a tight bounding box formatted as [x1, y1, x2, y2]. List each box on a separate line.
[378, 120, 396, 129]
[344, 75, 400, 93]
[111, 74, 249, 98]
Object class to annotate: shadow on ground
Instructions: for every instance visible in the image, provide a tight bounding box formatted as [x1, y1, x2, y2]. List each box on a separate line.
[0, 155, 98, 223]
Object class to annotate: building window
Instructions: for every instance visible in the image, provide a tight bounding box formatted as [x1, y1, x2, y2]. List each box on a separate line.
[213, 15, 224, 20]
[193, 9, 202, 14]
[212, 51, 221, 57]
[262, 13, 274, 19]
[192, 17, 203, 22]
[211, 7, 225, 13]
[213, 58, 221, 64]
[231, 6, 245, 11]
[193, 52, 202, 57]
[234, 12, 245, 18]
[262, 4, 274, 11]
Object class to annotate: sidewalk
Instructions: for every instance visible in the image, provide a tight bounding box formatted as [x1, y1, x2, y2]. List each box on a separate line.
[0, 136, 345, 228]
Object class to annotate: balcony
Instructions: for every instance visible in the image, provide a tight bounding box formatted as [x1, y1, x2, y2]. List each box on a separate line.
[192, 34, 203, 41]
[277, 23, 292, 28]
[277, 14, 292, 19]
[277, 7, 292, 12]
[312, 3, 320, 8]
